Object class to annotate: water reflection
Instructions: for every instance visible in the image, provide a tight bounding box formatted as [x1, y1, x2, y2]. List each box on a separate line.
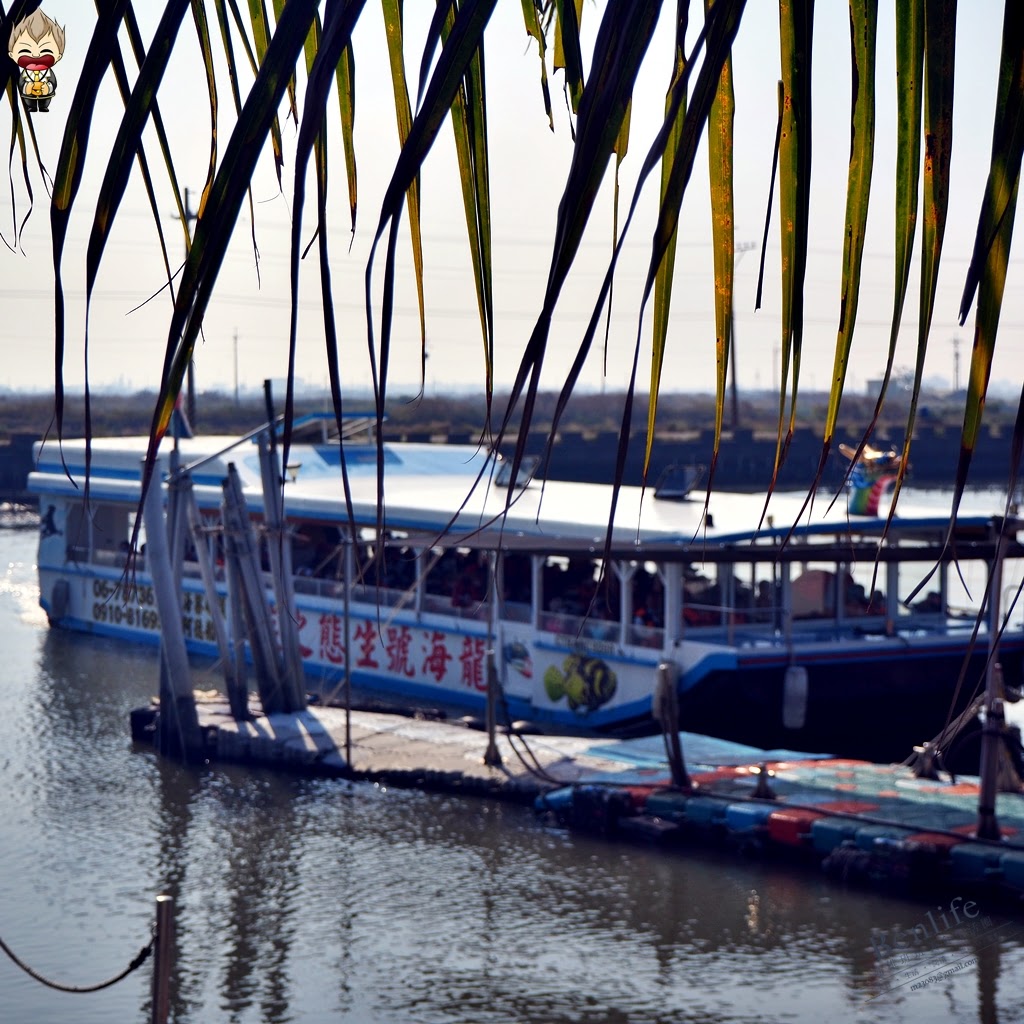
[5, 527, 1024, 1023]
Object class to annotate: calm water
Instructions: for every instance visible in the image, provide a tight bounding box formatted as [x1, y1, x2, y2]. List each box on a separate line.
[3, 501, 1024, 1024]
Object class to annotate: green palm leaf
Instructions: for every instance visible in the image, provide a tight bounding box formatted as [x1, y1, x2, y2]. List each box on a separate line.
[706, 0, 736, 489]
[553, 0, 584, 114]
[380, 0, 426, 386]
[520, 0, 554, 130]
[821, 0, 876, 452]
[646, 1, 689, 477]
[498, 0, 663, 495]
[886, 0, 953, 516]
[444, 5, 495, 427]
[50, 0, 132, 463]
[768, 0, 813, 504]
[844, 0, 923, 503]
[952, 1, 1023, 520]
[280, 0, 366, 472]
[140, 0, 324, 510]
[536, 0, 744, 544]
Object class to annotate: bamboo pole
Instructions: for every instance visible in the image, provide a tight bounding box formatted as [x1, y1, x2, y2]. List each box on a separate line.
[256, 426, 306, 711]
[224, 537, 251, 718]
[183, 480, 247, 719]
[142, 460, 200, 760]
[222, 465, 285, 711]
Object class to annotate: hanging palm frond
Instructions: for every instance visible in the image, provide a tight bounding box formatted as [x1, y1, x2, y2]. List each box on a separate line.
[0, 0, 1016, 546]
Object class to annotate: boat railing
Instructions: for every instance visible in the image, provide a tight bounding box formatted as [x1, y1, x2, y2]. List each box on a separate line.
[502, 600, 532, 624]
[540, 609, 619, 642]
[627, 623, 664, 649]
[422, 591, 490, 619]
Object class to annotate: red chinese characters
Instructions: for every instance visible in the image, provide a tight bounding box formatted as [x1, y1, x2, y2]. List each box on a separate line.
[421, 631, 452, 682]
[385, 625, 416, 678]
[319, 613, 345, 666]
[353, 621, 379, 669]
[459, 637, 487, 692]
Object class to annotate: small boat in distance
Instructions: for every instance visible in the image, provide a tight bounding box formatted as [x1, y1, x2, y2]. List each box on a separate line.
[28, 416, 1024, 763]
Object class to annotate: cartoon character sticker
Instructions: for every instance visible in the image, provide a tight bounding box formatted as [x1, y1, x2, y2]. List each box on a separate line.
[8, 10, 65, 113]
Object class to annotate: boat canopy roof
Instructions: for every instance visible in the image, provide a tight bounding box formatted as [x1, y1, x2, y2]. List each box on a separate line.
[29, 431, 1022, 562]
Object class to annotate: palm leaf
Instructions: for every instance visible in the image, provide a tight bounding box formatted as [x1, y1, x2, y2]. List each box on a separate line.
[214, 0, 263, 271]
[766, 0, 813, 509]
[4, 82, 33, 251]
[885, 0, 953, 515]
[335, 39, 358, 235]
[821, 0, 876, 454]
[50, 0, 132, 460]
[365, 0, 497, 533]
[269, 0, 300, 126]
[843, 0, 923, 503]
[533, 0, 744, 530]
[647, 4, 688, 475]
[520, 0, 554, 130]
[280, 0, 366, 474]
[380, 0, 427, 384]
[706, 0, 737, 489]
[85, 0, 191, 378]
[139, 0, 325, 511]
[444, 5, 495, 428]
[498, 0, 663, 492]
[952, 0, 1023, 519]
[239, 0, 286, 186]
[553, 0, 584, 114]
[906, 0, 1020, 603]
[959, 0, 1024, 324]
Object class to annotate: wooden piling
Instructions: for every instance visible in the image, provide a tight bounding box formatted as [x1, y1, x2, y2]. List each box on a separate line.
[150, 894, 174, 1024]
[142, 460, 201, 760]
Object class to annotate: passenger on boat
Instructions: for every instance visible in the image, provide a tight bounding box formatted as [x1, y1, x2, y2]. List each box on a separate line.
[451, 554, 487, 608]
[913, 590, 943, 614]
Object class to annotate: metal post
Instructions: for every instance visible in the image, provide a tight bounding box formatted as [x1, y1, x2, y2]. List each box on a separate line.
[483, 551, 502, 767]
[977, 519, 1008, 840]
[344, 532, 354, 768]
[654, 661, 690, 789]
[150, 894, 174, 1024]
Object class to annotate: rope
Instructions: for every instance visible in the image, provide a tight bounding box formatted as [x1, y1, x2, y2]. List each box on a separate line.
[0, 932, 152, 994]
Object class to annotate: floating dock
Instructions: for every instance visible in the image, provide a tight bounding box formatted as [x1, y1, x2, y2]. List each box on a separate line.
[131, 696, 1024, 906]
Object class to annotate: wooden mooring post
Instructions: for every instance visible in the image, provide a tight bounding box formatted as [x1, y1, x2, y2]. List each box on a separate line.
[142, 460, 202, 761]
[150, 894, 174, 1024]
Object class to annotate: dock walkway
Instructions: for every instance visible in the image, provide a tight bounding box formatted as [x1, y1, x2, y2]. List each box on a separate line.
[133, 697, 1024, 905]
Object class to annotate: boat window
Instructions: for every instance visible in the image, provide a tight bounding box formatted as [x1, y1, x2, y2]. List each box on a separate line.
[896, 563, 952, 623]
[540, 556, 619, 638]
[682, 564, 727, 626]
[631, 565, 664, 628]
[750, 564, 781, 625]
[500, 552, 532, 622]
[790, 563, 841, 620]
[63, 502, 90, 562]
[292, 523, 345, 580]
[682, 563, 758, 627]
[418, 547, 488, 617]
[89, 503, 132, 567]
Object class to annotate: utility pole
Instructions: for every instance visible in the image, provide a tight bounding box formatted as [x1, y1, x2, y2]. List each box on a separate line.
[173, 188, 199, 429]
[233, 328, 239, 406]
[952, 335, 962, 393]
[729, 241, 757, 430]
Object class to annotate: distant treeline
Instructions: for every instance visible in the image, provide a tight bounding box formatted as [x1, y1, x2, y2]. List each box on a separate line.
[1, 388, 1017, 499]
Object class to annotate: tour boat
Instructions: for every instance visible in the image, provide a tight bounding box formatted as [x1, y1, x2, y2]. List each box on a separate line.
[28, 414, 1024, 762]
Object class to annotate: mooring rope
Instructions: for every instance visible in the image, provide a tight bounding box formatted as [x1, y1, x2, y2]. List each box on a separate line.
[0, 931, 152, 994]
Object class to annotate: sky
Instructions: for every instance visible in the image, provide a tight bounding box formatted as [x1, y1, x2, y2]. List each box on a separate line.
[0, 1, 1021, 409]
